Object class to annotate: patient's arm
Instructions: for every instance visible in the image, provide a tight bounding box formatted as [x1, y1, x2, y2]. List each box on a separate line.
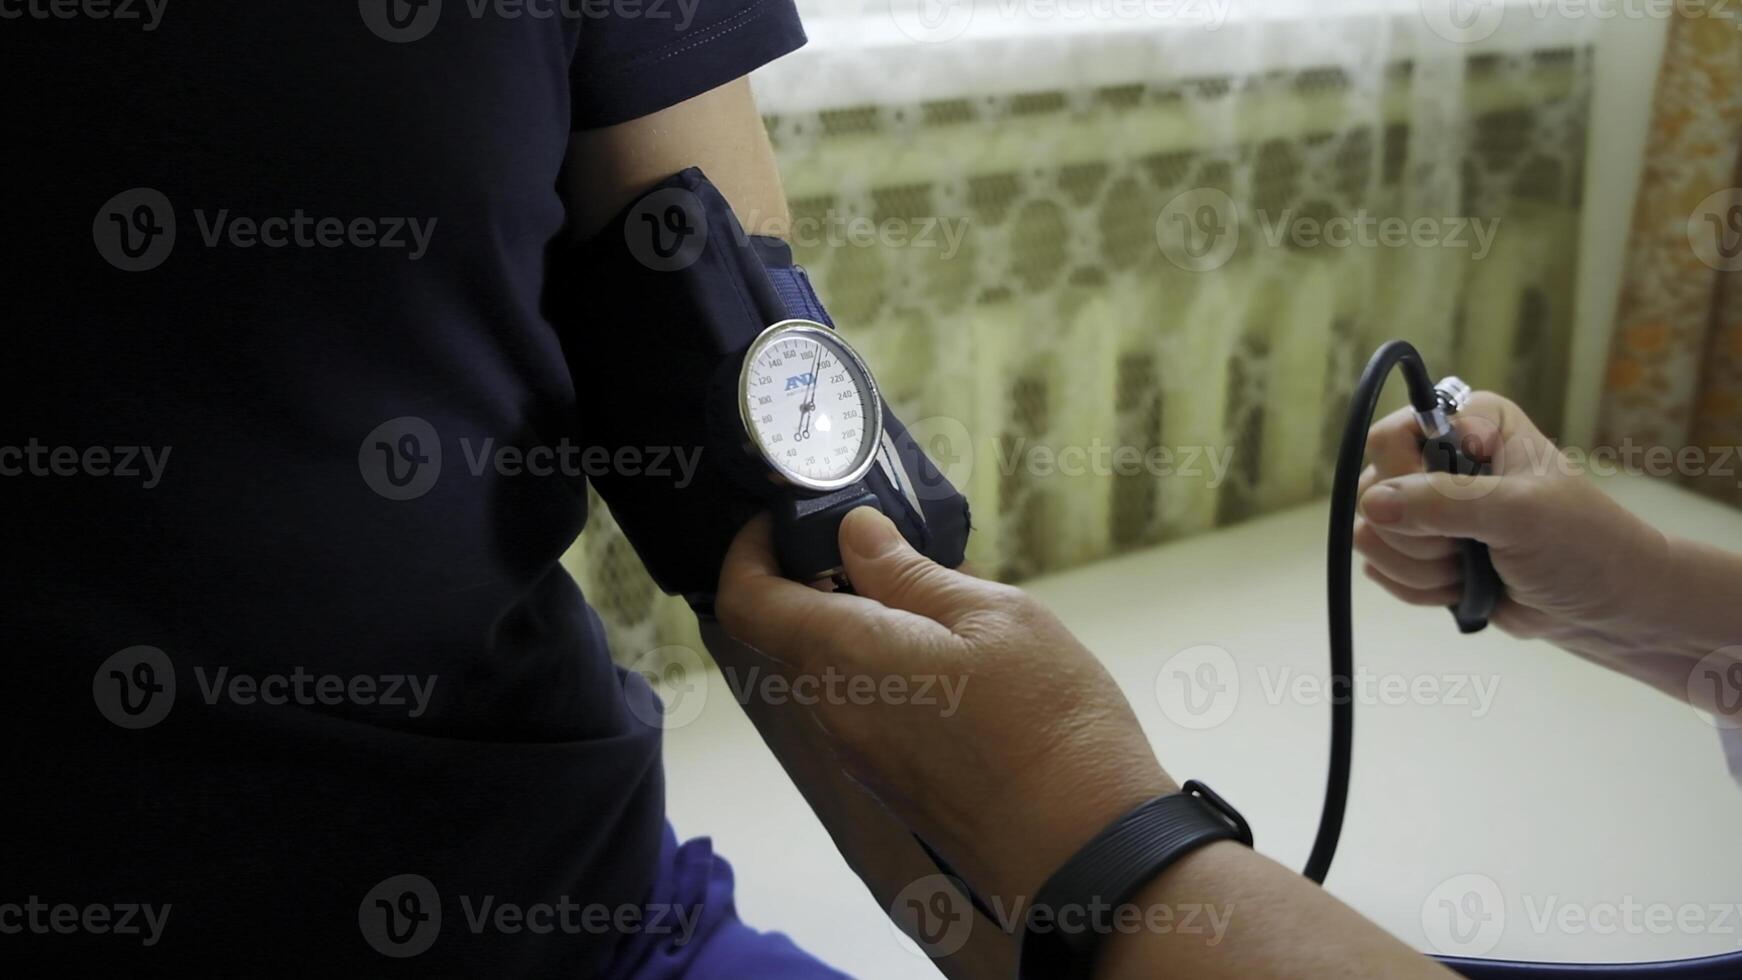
[560, 77, 1016, 979]
[560, 77, 789, 242]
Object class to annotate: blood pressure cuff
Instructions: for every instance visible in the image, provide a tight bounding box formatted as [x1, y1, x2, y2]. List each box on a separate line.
[545, 167, 971, 614]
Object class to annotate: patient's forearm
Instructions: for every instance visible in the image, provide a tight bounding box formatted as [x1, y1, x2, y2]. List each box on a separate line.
[1097, 842, 1454, 980]
[698, 621, 1018, 980]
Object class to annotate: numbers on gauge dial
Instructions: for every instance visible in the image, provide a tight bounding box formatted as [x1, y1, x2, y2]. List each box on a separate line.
[745, 334, 873, 484]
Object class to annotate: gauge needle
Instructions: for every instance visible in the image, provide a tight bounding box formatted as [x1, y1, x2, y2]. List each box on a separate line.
[796, 344, 823, 439]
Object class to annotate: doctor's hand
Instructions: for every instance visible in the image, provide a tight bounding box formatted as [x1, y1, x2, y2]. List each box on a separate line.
[1353, 391, 1742, 701]
[715, 509, 1173, 902]
[718, 511, 1458, 980]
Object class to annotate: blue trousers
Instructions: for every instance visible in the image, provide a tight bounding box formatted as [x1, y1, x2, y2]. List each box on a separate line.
[604, 825, 853, 980]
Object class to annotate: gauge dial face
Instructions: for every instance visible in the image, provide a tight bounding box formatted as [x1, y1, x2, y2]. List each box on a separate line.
[740, 321, 882, 491]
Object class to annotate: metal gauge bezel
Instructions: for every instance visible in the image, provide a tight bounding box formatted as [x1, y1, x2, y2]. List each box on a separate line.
[736, 318, 885, 493]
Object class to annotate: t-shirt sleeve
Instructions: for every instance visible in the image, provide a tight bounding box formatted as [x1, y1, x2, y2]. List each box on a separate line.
[568, 0, 806, 130]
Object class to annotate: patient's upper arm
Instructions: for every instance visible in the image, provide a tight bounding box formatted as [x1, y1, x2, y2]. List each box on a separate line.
[559, 77, 790, 244]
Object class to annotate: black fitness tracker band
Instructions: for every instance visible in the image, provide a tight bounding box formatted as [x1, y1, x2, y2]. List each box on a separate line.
[1019, 780, 1254, 980]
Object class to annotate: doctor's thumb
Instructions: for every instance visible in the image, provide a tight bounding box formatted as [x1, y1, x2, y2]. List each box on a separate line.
[1360, 471, 1524, 545]
[839, 507, 992, 630]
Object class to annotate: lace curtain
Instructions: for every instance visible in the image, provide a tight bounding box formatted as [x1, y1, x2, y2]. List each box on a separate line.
[565, 0, 1597, 661]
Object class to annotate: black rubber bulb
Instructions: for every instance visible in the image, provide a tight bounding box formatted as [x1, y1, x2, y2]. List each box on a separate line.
[1418, 433, 1505, 633]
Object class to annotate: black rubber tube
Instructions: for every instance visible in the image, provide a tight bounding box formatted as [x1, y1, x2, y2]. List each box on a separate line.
[1307, 340, 1440, 884]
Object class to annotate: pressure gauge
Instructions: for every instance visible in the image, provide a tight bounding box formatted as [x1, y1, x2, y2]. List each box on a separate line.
[738, 319, 884, 493]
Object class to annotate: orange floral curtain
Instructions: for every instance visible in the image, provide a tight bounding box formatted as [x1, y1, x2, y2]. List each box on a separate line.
[1601, 11, 1742, 503]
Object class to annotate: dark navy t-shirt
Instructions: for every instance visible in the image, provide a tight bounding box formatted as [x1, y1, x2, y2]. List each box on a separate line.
[2, 2, 803, 975]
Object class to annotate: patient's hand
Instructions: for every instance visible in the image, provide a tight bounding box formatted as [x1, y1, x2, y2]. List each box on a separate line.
[715, 509, 1172, 902]
[1355, 392, 1742, 703]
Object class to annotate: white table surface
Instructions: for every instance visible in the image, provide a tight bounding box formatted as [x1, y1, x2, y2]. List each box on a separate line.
[663, 473, 1742, 976]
